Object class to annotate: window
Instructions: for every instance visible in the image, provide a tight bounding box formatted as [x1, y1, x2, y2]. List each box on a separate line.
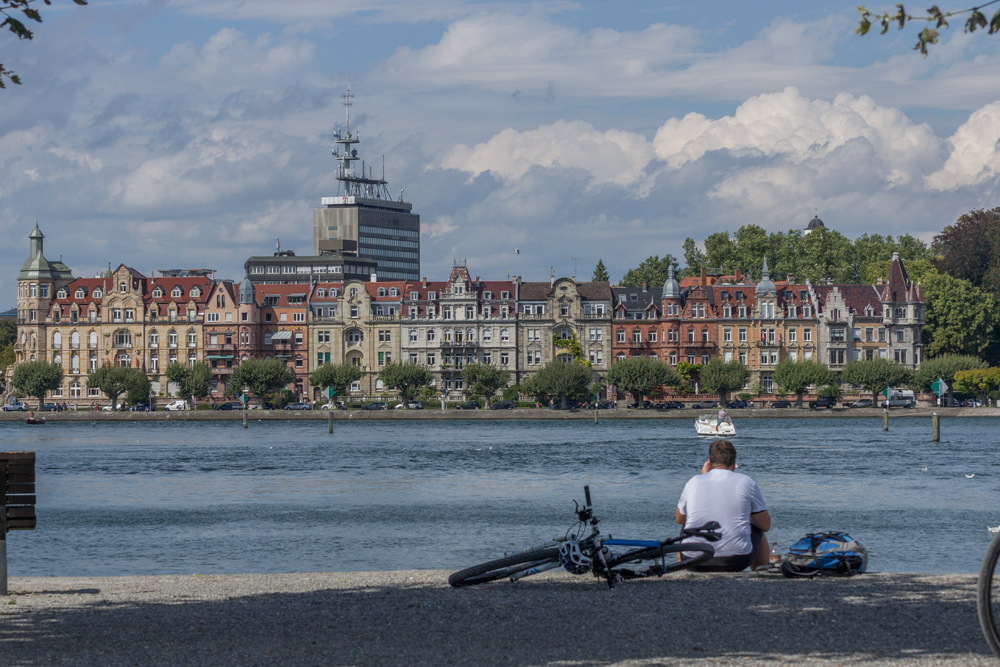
[280, 313, 288, 322]
[444, 329, 453, 342]
[379, 330, 391, 342]
[377, 287, 387, 297]
[350, 287, 358, 298]
[687, 329, 694, 342]
[187, 331, 196, 347]
[739, 305, 746, 318]
[118, 282, 127, 293]
[669, 352, 677, 365]
[896, 329, 905, 342]
[443, 306, 452, 320]
[703, 354, 710, 365]
[171, 287, 182, 298]
[723, 328, 732, 342]
[427, 329, 436, 342]
[853, 328, 862, 341]
[830, 349, 845, 365]
[483, 329, 492, 342]
[616, 329, 625, 343]
[895, 349, 908, 364]
[191, 287, 201, 298]
[427, 353, 436, 366]
[149, 355, 159, 372]
[207, 313, 220, 323]
[483, 352, 492, 364]
[560, 304, 569, 316]
[293, 313, 305, 323]
[501, 291, 510, 299]
[295, 332, 303, 345]
[89, 354, 97, 372]
[150, 331, 159, 347]
[93, 288, 102, 299]
[632, 330, 641, 343]
[347, 330, 362, 344]
[114, 330, 131, 347]
[788, 304, 796, 318]
[295, 355, 303, 368]
[112, 308, 122, 322]
[500, 329, 509, 342]
[865, 328, 874, 342]
[702, 328, 709, 342]
[878, 328, 885, 342]
[649, 330, 657, 343]
[616, 353, 627, 362]
[830, 328, 845, 342]
[465, 306, 474, 319]
[532, 350, 541, 365]
[75, 288, 85, 299]
[500, 352, 509, 365]
[739, 328, 748, 342]
[788, 329, 796, 342]
[738, 352, 747, 364]
[428, 291, 437, 300]
[804, 328, 812, 342]
[350, 306, 358, 318]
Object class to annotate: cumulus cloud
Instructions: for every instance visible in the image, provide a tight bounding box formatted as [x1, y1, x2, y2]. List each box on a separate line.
[927, 102, 1000, 190]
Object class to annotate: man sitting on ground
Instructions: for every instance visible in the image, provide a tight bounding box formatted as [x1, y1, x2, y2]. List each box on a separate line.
[675, 439, 771, 571]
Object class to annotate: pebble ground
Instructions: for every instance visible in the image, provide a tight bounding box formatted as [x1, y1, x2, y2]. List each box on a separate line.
[0, 571, 994, 666]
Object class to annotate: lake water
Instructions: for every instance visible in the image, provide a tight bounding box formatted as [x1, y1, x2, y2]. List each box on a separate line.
[1, 417, 997, 576]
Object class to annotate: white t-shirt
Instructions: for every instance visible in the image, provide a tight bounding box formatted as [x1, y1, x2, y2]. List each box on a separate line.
[676, 469, 767, 558]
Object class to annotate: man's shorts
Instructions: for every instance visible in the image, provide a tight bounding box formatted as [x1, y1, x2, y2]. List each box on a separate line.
[689, 525, 763, 572]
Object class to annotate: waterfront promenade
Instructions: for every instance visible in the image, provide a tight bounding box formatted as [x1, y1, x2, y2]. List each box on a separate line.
[1, 571, 992, 666]
[0, 406, 993, 421]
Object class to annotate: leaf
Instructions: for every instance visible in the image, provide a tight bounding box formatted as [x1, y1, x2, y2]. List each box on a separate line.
[22, 8, 41, 22]
[990, 8, 1000, 33]
[966, 9, 987, 32]
[4, 17, 34, 40]
[894, 3, 908, 29]
[856, 17, 872, 35]
[913, 27, 938, 56]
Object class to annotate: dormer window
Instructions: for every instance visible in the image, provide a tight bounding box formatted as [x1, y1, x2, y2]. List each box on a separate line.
[410, 292, 419, 300]
[57, 289, 67, 299]
[865, 305, 874, 316]
[377, 287, 387, 297]
[93, 288, 103, 299]
[429, 291, 437, 300]
[501, 291, 510, 299]
[171, 287, 182, 298]
[330, 288, 338, 297]
[317, 288, 326, 298]
[153, 287, 163, 298]
[484, 291, 492, 300]
[454, 285, 464, 295]
[349, 287, 358, 298]
[389, 287, 398, 297]
[119, 282, 127, 293]
[75, 288, 85, 299]
[190, 287, 201, 298]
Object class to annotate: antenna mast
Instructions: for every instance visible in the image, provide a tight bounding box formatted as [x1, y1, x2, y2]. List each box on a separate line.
[330, 76, 393, 201]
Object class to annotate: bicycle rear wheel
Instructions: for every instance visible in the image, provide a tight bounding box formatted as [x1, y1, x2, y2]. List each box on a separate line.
[977, 531, 1000, 657]
[607, 541, 714, 575]
[449, 548, 560, 588]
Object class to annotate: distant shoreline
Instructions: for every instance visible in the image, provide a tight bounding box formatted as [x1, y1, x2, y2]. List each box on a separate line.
[0, 406, 995, 421]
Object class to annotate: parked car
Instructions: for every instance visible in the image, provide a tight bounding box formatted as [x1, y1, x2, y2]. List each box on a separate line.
[364, 402, 388, 410]
[41, 402, 62, 412]
[456, 401, 480, 410]
[657, 401, 685, 410]
[881, 397, 915, 408]
[628, 399, 653, 409]
[771, 400, 791, 408]
[725, 400, 747, 409]
[3, 402, 28, 412]
[593, 401, 614, 410]
[248, 402, 275, 410]
[130, 402, 155, 412]
[319, 401, 347, 410]
[283, 402, 312, 410]
[101, 403, 125, 411]
[407, 401, 424, 410]
[690, 401, 717, 410]
[163, 400, 189, 411]
[489, 400, 515, 410]
[850, 398, 873, 408]
[808, 396, 838, 409]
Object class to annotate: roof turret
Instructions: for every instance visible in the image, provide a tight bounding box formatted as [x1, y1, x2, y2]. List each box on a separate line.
[755, 257, 776, 296]
[18, 223, 73, 282]
[662, 264, 681, 299]
[239, 276, 255, 304]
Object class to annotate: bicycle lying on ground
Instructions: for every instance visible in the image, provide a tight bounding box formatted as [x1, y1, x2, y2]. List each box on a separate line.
[977, 530, 1000, 656]
[449, 485, 721, 588]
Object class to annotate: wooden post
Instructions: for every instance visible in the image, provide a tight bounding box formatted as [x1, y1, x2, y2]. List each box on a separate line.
[1, 461, 6, 597]
[932, 412, 940, 442]
[242, 408, 248, 429]
[328, 409, 333, 434]
[883, 408, 889, 432]
[594, 406, 598, 425]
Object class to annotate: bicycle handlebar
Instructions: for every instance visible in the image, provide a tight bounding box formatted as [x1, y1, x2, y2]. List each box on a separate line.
[584, 485, 592, 508]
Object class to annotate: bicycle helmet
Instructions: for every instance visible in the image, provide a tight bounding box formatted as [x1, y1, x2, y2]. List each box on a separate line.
[559, 540, 593, 575]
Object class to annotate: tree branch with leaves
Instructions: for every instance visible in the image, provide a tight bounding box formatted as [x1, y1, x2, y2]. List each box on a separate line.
[857, 2, 1000, 56]
[1, 0, 88, 88]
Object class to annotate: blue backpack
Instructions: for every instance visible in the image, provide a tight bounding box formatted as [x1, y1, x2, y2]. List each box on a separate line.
[780, 532, 867, 577]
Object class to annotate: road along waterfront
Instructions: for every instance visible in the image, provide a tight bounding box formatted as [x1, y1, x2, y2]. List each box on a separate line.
[1, 418, 995, 577]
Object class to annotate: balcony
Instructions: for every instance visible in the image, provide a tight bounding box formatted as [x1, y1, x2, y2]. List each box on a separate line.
[70, 343, 80, 349]
[312, 316, 343, 323]
[369, 315, 399, 322]
[52, 343, 62, 349]
[205, 343, 236, 352]
[581, 313, 610, 320]
[441, 339, 478, 347]
[519, 313, 548, 320]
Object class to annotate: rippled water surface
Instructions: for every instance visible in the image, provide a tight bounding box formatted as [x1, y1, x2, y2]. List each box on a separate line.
[2, 417, 998, 575]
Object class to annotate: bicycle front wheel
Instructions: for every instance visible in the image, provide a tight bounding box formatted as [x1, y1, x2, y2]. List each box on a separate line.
[607, 541, 714, 574]
[977, 531, 1000, 657]
[449, 548, 560, 588]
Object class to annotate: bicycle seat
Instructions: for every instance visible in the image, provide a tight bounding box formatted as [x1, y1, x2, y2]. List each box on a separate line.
[683, 521, 722, 542]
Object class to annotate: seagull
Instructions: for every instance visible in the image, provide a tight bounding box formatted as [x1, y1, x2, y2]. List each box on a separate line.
[515, 248, 520, 255]
[990, 526, 1000, 534]
[921, 468, 928, 472]
[966, 474, 976, 479]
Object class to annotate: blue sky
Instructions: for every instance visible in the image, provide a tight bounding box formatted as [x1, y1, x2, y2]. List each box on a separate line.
[3, 0, 1000, 299]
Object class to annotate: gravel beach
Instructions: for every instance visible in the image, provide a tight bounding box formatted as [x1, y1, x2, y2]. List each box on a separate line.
[0, 571, 993, 666]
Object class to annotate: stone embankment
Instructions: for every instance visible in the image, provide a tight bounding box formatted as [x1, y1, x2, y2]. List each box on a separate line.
[1, 571, 992, 666]
[0, 406, 996, 422]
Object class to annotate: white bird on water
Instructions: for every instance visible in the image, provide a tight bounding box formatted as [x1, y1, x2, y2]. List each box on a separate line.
[966, 474, 976, 479]
[921, 468, 928, 472]
[990, 526, 1000, 534]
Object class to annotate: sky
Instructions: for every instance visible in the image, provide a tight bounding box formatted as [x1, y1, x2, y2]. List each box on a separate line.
[3, 0, 1000, 302]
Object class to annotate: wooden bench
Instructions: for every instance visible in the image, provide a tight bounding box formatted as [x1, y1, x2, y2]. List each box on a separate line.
[1, 452, 36, 596]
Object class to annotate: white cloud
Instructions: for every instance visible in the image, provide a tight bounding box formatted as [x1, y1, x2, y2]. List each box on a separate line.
[927, 101, 1000, 190]
[159, 29, 315, 88]
[442, 120, 655, 189]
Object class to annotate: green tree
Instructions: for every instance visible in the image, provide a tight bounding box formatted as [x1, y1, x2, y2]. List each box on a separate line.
[592, 259, 609, 282]
[309, 363, 363, 401]
[914, 354, 987, 406]
[523, 362, 593, 408]
[0, 317, 15, 348]
[228, 358, 294, 405]
[11, 360, 61, 408]
[773, 358, 836, 408]
[379, 362, 433, 406]
[0, 343, 14, 377]
[841, 358, 913, 404]
[87, 365, 144, 409]
[1, 0, 88, 88]
[699, 358, 751, 404]
[954, 367, 1000, 403]
[620, 254, 677, 287]
[922, 272, 1000, 358]
[932, 207, 1000, 297]
[605, 356, 678, 406]
[674, 361, 701, 392]
[166, 361, 213, 407]
[856, 4, 1000, 57]
[502, 384, 521, 402]
[462, 363, 510, 406]
[126, 372, 152, 406]
[680, 238, 708, 278]
[552, 331, 588, 364]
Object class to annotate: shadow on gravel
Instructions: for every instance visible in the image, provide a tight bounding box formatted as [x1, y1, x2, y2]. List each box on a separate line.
[0, 574, 993, 666]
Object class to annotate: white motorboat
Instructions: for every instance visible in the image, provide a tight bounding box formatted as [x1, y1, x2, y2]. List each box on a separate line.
[695, 414, 736, 436]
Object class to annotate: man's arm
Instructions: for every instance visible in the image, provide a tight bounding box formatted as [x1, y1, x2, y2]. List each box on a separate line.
[675, 508, 686, 525]
[750, 509, 770, 532]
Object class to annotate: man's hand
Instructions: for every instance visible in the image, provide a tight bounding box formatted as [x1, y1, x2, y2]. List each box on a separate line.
[701, 460, 712, 474]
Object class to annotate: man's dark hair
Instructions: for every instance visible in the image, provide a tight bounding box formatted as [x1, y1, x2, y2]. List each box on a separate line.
[709, 440, 736, 467]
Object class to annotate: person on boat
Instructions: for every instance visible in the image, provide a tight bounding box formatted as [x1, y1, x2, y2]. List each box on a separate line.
[715, 407, 730, 431]
[676, 439, 771, 572]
